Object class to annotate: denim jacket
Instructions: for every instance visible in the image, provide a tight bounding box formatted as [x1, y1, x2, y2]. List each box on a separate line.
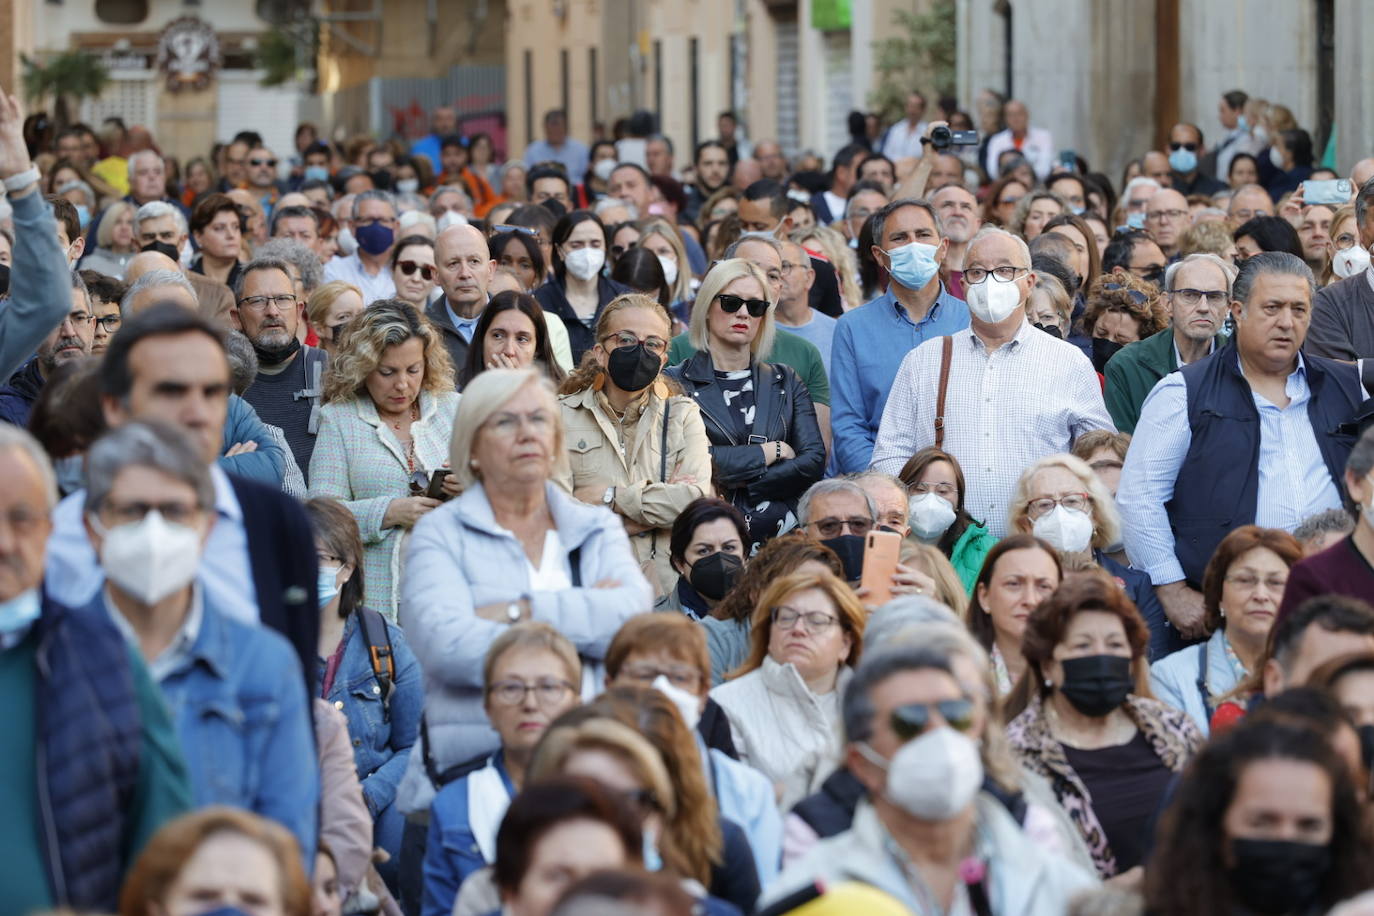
[320, 610, 423, 816]
[156, 596, 320, 862]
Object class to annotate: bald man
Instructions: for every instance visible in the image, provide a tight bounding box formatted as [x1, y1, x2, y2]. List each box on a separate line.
[124, 250, 233, 326]
[1352, 159, 1374, 191]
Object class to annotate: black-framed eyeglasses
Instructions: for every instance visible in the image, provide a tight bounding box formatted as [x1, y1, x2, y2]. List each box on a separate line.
[716, 294, 769, 317]
[771, 607, 840, 631]
[94, 314, 122, 330]
[397, 260, 436, 281]
[963, 265, 1028, 285]
[890, 699, 976, 742]
[487, 678, 576, 706]
[809, 516, 873, 538]
[238, 294, 296, 311]
[1170, 288, 1228, 306]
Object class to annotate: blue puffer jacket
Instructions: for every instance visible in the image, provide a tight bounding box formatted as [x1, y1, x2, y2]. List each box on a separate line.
[219, 394, 286, 485]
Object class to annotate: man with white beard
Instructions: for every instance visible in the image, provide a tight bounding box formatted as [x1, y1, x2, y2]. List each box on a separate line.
[930, 184, 982, 300]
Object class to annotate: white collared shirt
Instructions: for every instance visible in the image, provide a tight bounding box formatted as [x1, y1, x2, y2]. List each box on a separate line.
[323, 252, 396, 304]
[103, 582, 205, 682]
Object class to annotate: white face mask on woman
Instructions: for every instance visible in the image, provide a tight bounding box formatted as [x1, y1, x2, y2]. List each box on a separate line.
[1032, 505, 1094, 554]
[908, 492, 956, 542]
[564, 246, 606, 281]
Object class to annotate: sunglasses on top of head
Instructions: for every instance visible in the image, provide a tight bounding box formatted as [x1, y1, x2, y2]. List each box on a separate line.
[716, 294, 769, 318]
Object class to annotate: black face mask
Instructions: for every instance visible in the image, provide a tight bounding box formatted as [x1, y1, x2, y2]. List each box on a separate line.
[1057, 654, 1133, 717]
[1091, 336, 1124, 373]
[820, 534, 866, 582]
[1227, 837, 1331, 916]
[140, 240, 180, 261]
[606, 342, 661, 393]
[687, 551, 743, 601]
[1033, 322, 1063, 339]
[252, 336, 302, 367]
[1358, 723, 1374, 770]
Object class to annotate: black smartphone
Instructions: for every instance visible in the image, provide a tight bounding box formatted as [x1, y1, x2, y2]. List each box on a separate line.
[1059, 149, 1077, 170]
[425, 468, 451, 500]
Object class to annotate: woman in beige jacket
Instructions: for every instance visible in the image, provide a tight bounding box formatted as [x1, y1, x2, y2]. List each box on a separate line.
[554, 293, 713, 596]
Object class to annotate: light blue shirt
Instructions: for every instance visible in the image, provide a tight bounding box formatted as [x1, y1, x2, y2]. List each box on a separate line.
[45, 464, 259, 623]
[445, 301, 480, 343]
[778, 310, 837, 375]
[831, 285, 970, 473]
[523, 138, 590, 180]
[1118, 354, 1342, 585]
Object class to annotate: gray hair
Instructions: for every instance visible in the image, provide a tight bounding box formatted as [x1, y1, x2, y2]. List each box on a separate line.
[1164, 252, 1238, 294]
[224, 330, 259, 395]
[133, 200, 187, 239]
[864, 596, 962, 649]
[594, 195, 636, 220]
[56, 179, 96, 209]
[1348, 425, 1374, 478]
[0, 424, 57, 509]
[723, 233, 785, 260]
[1293, 507, 1356, 548]
[1122, 176, 1162, 202]
[1357, 177, 1374, 230]
[253, 239, 322, 294]
[871, 197, 943, 246]
[69, 267, 89, 303]
[232, 255, 296, 302]
[842, 644, 954, 743]
[429, 185, 472, 209]
[121, 269, 196, 317]
[797, 477, 877, 527]
[968, 225, 1032, 268]
[85, 421, 214, 516]
[126, 149, 162, 179]
[351, 189, 397, 221]
[1232, 250, 1314, 309]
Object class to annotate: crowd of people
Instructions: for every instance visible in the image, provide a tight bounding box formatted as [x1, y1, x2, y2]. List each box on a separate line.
[8, 76, 1374, 916]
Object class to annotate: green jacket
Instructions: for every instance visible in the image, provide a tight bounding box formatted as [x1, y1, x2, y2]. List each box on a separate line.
[1103, 327, 1180, 434]
[950, 522, 997, 594]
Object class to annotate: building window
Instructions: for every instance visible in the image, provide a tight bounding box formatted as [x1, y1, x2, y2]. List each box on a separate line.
[524, 49, 533, 148]
[560, 49, 570, 123]
[654, 39, 662, 123]
[589, 47, 598, 128]
[95, 0, 148, 22]
[689, 37, 700, 150]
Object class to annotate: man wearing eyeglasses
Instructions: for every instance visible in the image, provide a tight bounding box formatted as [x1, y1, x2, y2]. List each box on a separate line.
[762, 644, 1094, 912]
[872, 227, 1113, 536]
[1104, 254, 1236, 433]
[1119, 252, 1364, 642]
[0, 268, 93, 427]
[1167, 123, 1226, 197]
[232, 257, 326, 480]
[1144, 188, 1191, 261]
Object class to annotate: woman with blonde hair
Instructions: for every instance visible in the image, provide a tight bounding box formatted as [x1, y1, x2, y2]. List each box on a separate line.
[308, 298, 460, 618]
[900, 541, 969, 616]
[120, 807, 311, 916]
[666, 258, 825, 548]
[636, 217, 694, 305]
[306, 280, 364, 356]
[82, 198, 140, 278]
[554, 293, 712, 595]
[792, 224, 862, 311]
[1320, 203, 1360, 287]
[396, 367, 651, 817]
[709, 569, 866, 808]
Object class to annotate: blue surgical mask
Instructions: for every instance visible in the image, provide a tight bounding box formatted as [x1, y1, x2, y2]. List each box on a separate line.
[304, 165, 330, 182]
[847, 236, 859, 250]
[0, 587, 41, 636]
[885, 241, 940, 291]
[1169, 147, 1198, 174]
[318, 565, 342, 608]
[53, 454, 84, 496]
[1126, 212, 1147, 230]
[642, 827, 663, 873]
[1237, 115, 1249, 131]
[75, 204, 91, 229]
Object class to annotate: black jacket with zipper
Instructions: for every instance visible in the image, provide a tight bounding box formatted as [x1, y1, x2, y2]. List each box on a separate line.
[667, 349, 825, 528]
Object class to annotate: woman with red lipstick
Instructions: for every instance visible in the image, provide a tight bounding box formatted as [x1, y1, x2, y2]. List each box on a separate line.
[1149, 526, 1302, 738]
[666, 259, 826, 549]
[309, 299, 460, 619]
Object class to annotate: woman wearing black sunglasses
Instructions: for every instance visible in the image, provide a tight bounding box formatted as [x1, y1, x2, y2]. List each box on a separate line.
[666, 258, 825, 549]
[390, 234, 437, 308]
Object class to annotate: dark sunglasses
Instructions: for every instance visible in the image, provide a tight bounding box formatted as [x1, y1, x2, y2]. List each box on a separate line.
[397, 260, 436, 281]
[890, 699, 975, 742]
[716, 294, 769, 318]
[492, 224, 540, 239]
[250, 157, 279, 168]
[1168, 142, 1198, 152]
[1102, 283, 1149, 305]
[408, 470, 431, 495]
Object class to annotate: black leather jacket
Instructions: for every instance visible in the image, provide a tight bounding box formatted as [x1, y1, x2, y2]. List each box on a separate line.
[667, 349, 825, 514]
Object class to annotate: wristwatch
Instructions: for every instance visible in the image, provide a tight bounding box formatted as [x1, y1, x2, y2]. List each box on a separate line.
[3, 165, 40, 194]
[505, 601, 522, 623]
[602, 486, 616, 507]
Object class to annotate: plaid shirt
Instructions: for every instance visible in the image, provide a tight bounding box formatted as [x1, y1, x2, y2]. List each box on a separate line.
[871, 319, 1114, 536]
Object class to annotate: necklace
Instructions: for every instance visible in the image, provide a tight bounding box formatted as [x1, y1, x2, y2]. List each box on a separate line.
[387, 401, 418, 431]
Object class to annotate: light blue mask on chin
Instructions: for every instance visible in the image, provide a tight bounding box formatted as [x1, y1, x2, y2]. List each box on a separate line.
[0, 588, 41, 636]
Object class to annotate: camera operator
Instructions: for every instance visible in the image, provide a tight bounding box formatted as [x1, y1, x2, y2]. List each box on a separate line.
[892, 121, 980, 200]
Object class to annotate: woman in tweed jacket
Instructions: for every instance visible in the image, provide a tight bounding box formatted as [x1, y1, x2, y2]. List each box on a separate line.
[309, 299, 460, 619]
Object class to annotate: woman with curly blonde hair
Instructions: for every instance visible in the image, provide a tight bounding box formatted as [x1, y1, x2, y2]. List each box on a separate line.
[309, 298, 460, 618]
[792, 224, 863, 311]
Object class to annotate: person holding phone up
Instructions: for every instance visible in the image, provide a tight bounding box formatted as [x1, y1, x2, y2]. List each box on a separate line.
[309, 299, 461, 620]
[554, 293, 713, 596]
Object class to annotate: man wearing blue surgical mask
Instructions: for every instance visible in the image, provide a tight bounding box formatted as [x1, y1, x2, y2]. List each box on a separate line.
[1168, 122, 1226, 197]
[321, 188, 398, 302]
[831, 198, 970, 473]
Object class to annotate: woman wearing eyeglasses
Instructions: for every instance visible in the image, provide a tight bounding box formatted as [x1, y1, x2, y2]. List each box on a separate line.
[1005, 571, 1202, 882]
[1008, 453, 1180, 662]
[898, 446, 996, 593]
[308, 299, 460, 619]
[666, 258, 826, 549]
[553, 293, 712, 597]
[1149, 526, 1302, 737]
[420, 623, 582, 916]
[709, 569, 866, 810]
[390, 235, 437, 308]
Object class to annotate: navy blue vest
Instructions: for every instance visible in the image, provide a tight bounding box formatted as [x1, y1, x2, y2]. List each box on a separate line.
[1167, 343, 1361, 585]
[34, 593, 142, 909]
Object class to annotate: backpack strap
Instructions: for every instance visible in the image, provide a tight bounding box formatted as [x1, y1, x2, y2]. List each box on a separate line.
[295, 347, 328, 434]
[355, 606, 395, 714]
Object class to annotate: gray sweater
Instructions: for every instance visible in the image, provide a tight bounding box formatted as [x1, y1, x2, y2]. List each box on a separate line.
[1, 190, 72, 380]
[1309, 269, 1374, 361]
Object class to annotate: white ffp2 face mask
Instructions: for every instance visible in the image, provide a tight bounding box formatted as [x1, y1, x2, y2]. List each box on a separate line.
[97, 510, 203, 605]
[861, 726, 983, 821]
[651, 675, 702, 731]
[908, 491, 956, 542]
[657, 254, 679, 287]
[1333, 245, 1372, 280]
[564, 246, 606, 281]
[1032, 505, 1095, 554]
[965, 276, 1022, 323]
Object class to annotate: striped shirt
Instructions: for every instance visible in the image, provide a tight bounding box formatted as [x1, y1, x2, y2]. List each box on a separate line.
[871, 319, 1114, 536]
